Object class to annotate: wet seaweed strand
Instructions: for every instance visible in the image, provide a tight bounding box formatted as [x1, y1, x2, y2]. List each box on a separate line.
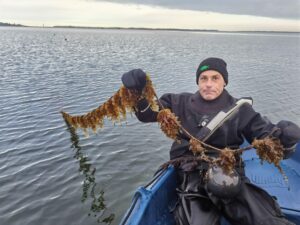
[61, 75, 158, 134]
[162, 138, 286, 177]
[252, 138, 286, 176]
[157, 109, 181, 141]
[156, 103, 286, 176]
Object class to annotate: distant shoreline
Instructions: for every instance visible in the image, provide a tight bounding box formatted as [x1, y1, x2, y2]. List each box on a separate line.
[1, 22, 299, 34]
[0, 22, 25, 27]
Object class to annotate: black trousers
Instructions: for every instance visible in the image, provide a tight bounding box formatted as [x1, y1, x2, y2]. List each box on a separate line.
[173, 170, 295, 225]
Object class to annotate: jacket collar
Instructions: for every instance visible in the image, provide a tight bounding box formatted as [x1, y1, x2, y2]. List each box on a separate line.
[190, 89, 235, 114]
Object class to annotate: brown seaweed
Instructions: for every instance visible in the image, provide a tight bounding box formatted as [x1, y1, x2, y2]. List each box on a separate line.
[214, 148, 236, 174]
[252, 137, 284, 172]
[61, 75, 158, 135]
[157, 109, 181, 141]
[189, 137, 205, 155]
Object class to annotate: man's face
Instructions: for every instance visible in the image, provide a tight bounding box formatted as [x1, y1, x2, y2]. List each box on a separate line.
[198, 70, 225, 101]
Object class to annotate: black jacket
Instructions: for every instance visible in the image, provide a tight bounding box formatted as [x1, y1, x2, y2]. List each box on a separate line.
[135, 90, 299, 160]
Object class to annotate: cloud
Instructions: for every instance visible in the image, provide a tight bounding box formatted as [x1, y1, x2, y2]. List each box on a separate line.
[1, 0, 299, 31]
[92, 0, 300, 19]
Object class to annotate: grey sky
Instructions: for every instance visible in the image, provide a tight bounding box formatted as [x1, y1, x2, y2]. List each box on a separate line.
[94, 0, 300, 19]
[1, 0, 299, 31]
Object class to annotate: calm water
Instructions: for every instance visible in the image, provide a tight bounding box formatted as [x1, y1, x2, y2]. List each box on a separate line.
[0, 27, 299, 225]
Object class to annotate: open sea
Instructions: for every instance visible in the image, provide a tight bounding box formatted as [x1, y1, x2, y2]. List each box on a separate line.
[0, 27, 299, 225]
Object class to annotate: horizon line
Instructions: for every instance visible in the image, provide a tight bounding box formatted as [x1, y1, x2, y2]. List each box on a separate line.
[1, 22, 300, 33]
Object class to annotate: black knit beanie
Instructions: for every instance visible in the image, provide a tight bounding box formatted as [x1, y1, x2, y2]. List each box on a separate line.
[196, 57, 228, 84]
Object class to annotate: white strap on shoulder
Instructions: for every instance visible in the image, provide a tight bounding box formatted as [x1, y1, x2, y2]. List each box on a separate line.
[203, 98, 253, 141]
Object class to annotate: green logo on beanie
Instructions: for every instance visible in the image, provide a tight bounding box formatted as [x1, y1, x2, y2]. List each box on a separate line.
[200, 65, 209, 71]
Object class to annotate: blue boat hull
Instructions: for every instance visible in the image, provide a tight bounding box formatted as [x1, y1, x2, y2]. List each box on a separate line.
[120, 143, 300, 225]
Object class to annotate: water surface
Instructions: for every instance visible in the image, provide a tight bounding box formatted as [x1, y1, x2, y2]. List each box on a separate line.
[0, 27, 299, 225]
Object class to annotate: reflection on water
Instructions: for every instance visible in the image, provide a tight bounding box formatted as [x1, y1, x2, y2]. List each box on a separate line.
[64, 119, 115, 224]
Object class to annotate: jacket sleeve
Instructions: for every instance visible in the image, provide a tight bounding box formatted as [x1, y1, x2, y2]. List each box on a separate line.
[134, 93, 173, 123]
[241, 104, 300, 158]
[273, 120, 300, 158]
[241, 109, 274, 142]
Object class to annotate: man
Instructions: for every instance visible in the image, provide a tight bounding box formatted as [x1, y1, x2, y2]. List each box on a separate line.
[121, 57, 300, 225]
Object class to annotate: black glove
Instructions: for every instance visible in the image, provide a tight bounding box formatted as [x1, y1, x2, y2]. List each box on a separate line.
[121, 69, 147, 91]
[276, 120, 300, 148]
